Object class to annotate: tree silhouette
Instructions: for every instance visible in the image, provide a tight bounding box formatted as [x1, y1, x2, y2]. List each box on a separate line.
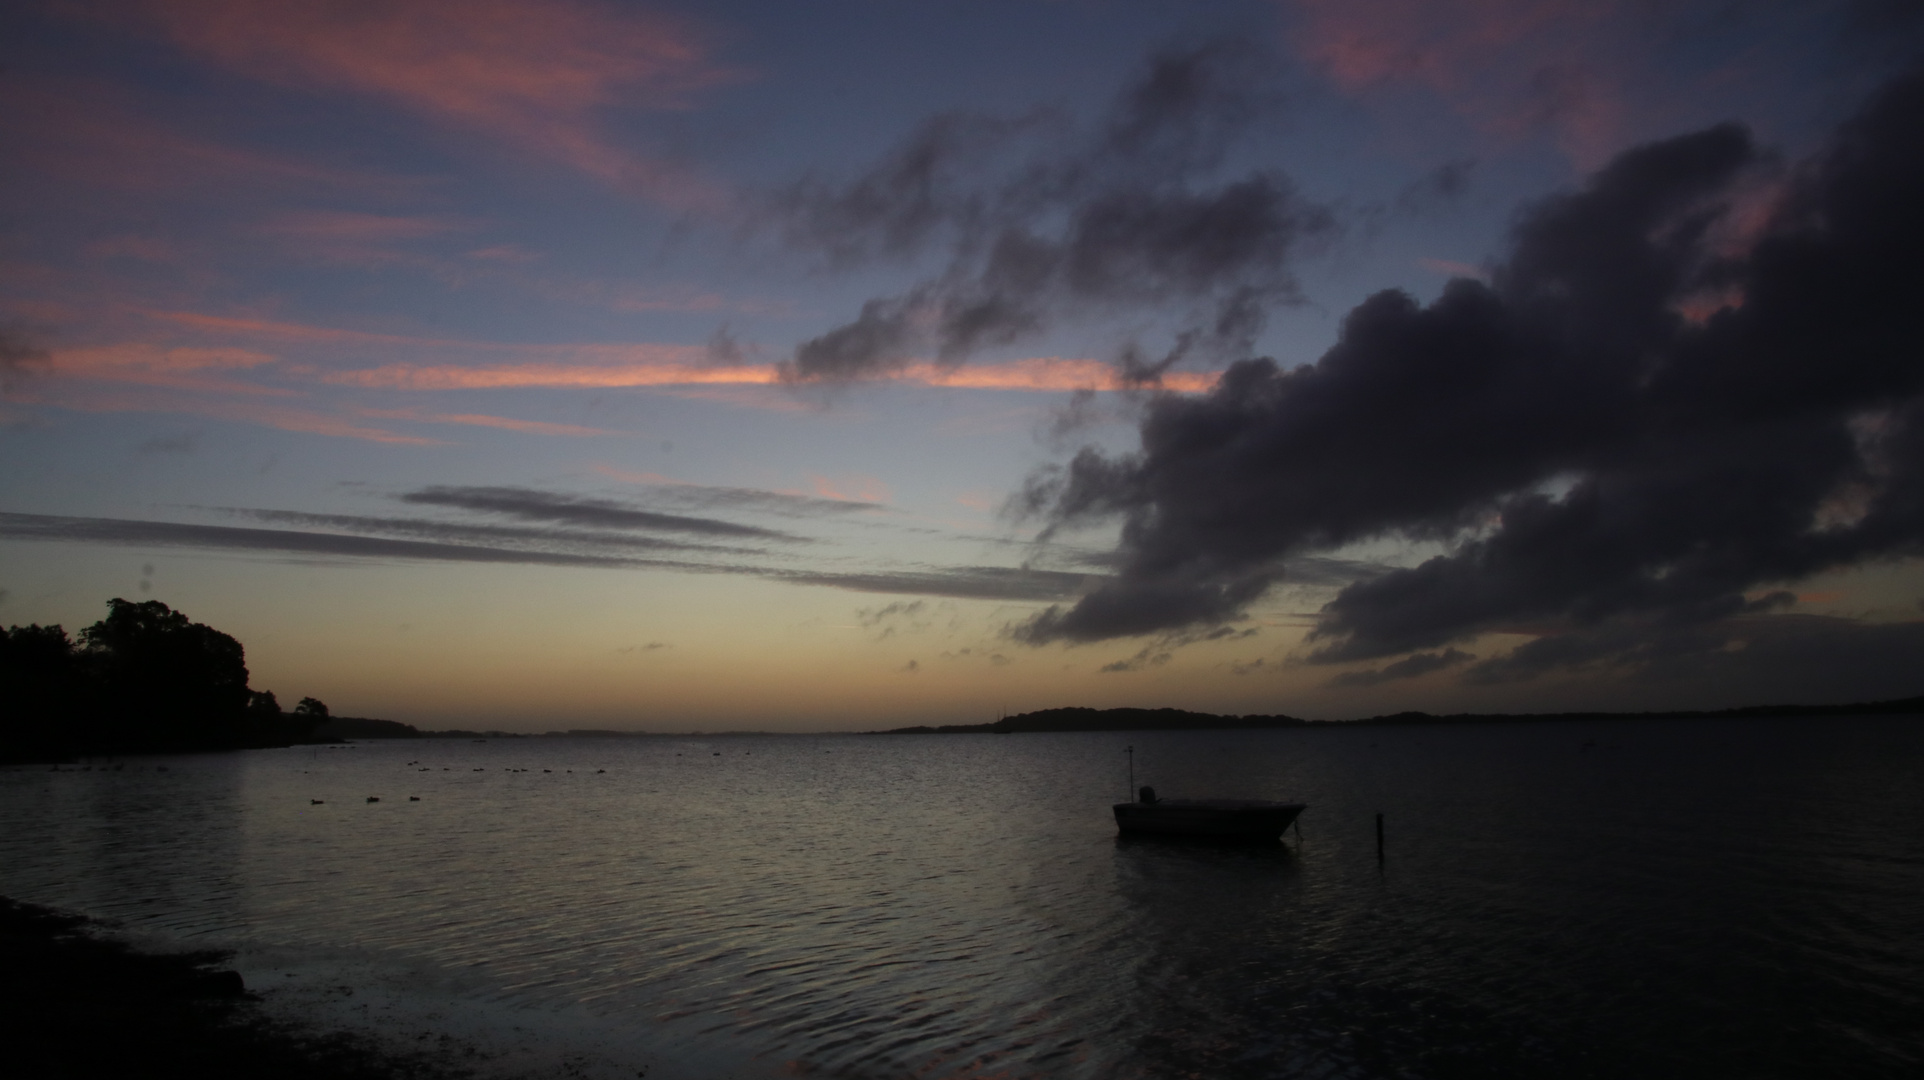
[79, 599, 253, 752]
[0, 624, 84, 760]
[2, 598, 338, 762]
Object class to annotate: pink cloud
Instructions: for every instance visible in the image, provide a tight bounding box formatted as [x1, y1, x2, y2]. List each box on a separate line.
[258, 211, 471, 243]
[84, 235, 186, 264]
[1288, 0, 1634, 165]
[130, 0, 741, 207]
[3, 77, 404, 197]
[253, 211, 478, 269]
[1417, 257, 1489, 281]
[464, 244, 543, 264]
[808, 474, 890, 504]
[356, 406, 623, 437]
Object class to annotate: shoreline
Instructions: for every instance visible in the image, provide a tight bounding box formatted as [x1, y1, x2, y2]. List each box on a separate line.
[0, 895, 486, 1080]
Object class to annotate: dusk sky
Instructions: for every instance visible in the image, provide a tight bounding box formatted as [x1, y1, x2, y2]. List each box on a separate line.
[4, 0, 1922, 730]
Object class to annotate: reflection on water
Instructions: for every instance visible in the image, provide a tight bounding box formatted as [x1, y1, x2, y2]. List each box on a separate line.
[2, 719, 1921, 1078]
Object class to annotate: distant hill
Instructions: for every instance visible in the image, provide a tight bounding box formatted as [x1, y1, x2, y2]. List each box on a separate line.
[1351, 695, 1924, 725]
[307, 716, 420, 740]
[307, 717, 534, 740]
[881, 707, 1307, 735]
[880, 696, 1924, 734]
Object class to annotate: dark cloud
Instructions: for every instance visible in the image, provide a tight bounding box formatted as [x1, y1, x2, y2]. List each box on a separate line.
[0, 512, 1093, 604]
[400, 485, 796, 540]
[625, 480, 887, 519]
[222, 508, 754, 556]
[1015, 69, 1924, 684]
[0, 511, 683, 571]
[1465, 613, 1924, 704]
[1328, 648, 1473, 688]
[778, 42, 1334, 383]
[1394, 159, 1476, 215]
[781, 566, 1088, 603]
[0, 326, 49, 394]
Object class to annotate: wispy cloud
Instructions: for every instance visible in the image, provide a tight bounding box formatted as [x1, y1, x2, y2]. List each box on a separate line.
[125, 0, 740, 206]
[12, 386, 441, 445]
[219, 508, 756, 556]
[27, 344, 288, 396]
[325, 356, 752, 390]
[398, 485, 797, 540]
[324, 355, 1221, 393]
[590, 465, 889, 518]
[0, 511, 1094, 603]
[0, 511, 667, 569]
[1326, 647, 1473, 687]
[356, 407, 624, 438]
[769, 566, 1089, 603]
[4, 77, 407, 198]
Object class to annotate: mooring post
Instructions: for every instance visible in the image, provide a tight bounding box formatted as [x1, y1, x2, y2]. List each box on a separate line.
[1126, 745, 1135, 803]
[1376, 812, 1385, 861]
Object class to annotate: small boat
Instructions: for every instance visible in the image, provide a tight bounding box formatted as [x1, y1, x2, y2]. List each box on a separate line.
[1113, 786, 1305, 839]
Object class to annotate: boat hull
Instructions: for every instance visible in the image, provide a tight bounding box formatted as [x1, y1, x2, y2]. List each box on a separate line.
[1113, 799, 1305, 839]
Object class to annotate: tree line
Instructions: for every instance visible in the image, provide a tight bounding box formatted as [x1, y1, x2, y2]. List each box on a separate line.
[1, 598, 329, 763]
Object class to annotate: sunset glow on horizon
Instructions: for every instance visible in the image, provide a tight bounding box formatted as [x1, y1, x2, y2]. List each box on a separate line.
[6, 0, 1922, 730]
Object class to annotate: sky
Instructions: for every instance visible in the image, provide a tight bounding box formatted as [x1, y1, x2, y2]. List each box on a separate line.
[4, 0, 1922, 731]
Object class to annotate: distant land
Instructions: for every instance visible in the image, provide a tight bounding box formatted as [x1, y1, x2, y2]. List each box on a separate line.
[877, 697, 1924, 735]
[308, 718, 660, 740]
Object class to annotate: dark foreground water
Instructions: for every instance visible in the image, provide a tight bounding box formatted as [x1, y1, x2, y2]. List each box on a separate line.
[1, 717, 1920, 1079]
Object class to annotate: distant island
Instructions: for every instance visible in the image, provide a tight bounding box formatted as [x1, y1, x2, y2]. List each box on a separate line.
[878, 697, 1924, 735]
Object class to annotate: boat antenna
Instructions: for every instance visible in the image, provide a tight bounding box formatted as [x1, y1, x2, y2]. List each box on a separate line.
[1126, 745, 1135, 803]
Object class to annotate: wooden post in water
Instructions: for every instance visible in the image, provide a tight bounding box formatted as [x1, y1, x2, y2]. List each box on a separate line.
[1376, 812, 1385, 861]
[1126, 745, 1135, 803]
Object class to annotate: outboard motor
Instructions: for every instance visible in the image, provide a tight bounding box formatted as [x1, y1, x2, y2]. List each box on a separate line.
[1138, 786, 1158, 804]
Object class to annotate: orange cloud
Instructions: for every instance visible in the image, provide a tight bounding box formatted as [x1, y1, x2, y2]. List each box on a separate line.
[901, 358, 1220, 394]
[101, 311, 1230, 399]
[27, 344, 291, 396]
[325, 357, 741, 390]
[133, 0, 739, 207]
[319, 355, 1225, 394]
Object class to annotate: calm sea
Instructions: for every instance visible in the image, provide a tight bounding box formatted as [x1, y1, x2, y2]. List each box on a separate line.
[1, 718, 1920, 1079]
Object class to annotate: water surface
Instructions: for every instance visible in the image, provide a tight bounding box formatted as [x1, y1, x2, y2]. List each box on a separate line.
[2, 718, 1919, 1078]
